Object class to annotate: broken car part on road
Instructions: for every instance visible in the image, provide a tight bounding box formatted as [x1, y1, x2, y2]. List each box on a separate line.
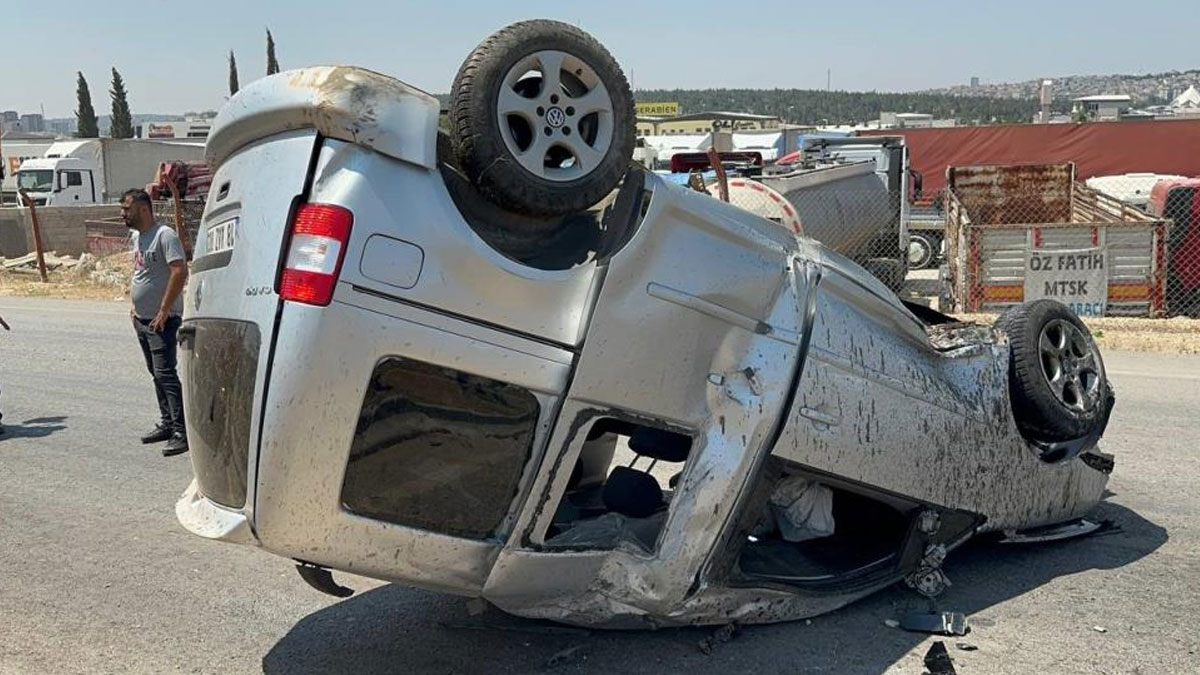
[174, 19, 1116, 628]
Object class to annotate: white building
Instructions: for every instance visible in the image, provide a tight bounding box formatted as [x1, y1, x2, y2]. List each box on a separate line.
[1167, 86, 1200, 119]
[138, 119, 213, 140]
[1071, 95, 1132, 121]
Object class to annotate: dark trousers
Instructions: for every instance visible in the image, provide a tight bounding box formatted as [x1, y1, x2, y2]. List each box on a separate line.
[135, 316, 185, 435]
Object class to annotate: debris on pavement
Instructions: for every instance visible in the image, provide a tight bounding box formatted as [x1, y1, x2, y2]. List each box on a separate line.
[900, 611, 970, 636]
[884, 619, 901, 628]
[955, 642, 978, 652]
[1, 252, 82, 273]
[1093, 625, 1108, 633]
[697, 623, 739, 655]
[923, 641, 958, 675]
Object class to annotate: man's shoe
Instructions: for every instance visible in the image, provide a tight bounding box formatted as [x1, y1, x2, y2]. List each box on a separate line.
[141, 424, 173, 444]
[163, 433, 189, 457]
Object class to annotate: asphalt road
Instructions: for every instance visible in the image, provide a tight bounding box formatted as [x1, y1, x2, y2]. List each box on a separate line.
[1, 296, 1197, 674]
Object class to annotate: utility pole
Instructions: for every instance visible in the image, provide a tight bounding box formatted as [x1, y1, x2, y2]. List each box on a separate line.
[827, 69, 831, 92]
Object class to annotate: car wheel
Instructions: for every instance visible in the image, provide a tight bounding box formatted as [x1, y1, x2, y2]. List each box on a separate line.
[449, 20, 636, 219]
[997, 300, 1112, 442]
[907, 232, 938, 270]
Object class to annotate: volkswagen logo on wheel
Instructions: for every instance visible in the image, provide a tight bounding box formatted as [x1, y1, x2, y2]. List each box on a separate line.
[546, 107, 566, 128]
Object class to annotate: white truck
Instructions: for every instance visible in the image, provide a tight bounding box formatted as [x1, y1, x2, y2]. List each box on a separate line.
[13, 157, 99, 206]
[10, 138, 204, 206]
[1, 139, 55, 204]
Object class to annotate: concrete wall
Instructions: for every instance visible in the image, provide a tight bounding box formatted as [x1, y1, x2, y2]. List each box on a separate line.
[0, 205, 120, 258]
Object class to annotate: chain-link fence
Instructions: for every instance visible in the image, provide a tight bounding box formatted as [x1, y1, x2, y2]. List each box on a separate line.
[83, 199, 204, 260]
[152, 199, 204, 258]
[938, 165, 1195, 319]
[700, 163, 1198, 319]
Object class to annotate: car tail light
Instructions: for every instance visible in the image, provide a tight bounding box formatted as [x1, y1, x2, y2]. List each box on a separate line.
[280, 203, 353, 306]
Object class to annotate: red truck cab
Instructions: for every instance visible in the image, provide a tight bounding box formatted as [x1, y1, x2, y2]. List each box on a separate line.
[1147, 178, 1200, 316]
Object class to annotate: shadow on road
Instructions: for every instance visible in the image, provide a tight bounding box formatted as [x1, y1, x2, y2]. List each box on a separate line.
[262, 501, 1165, 675]
[0, 415, 67, 440]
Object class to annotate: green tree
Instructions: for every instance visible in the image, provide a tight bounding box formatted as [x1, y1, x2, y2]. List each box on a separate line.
[75, 72, 99, 138]
[109, 68, 135, 139]
[228, 51, 240, 96]
[266, 29, 280, 75]
[631, 88, 1041, 126]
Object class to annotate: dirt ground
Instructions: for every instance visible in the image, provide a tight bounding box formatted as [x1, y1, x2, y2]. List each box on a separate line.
[954, 313, 1200, 354]
[0, 252, 132, 302]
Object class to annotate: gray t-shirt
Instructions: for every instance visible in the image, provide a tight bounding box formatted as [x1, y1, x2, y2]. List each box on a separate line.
[131, 223, 186, 319]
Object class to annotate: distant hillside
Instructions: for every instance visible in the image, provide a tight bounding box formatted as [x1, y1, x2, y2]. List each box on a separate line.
[926, 70, 1200, 104]
[632, 89, 1038, 125]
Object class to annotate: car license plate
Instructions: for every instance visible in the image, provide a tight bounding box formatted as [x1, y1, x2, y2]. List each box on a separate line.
[206, 218, 237, 255]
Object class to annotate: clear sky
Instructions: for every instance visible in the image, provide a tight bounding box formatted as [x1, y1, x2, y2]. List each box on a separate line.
[6, 0, 1199, 118]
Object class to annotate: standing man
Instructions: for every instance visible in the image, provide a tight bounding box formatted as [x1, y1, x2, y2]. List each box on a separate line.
[122, 188, 189, 456]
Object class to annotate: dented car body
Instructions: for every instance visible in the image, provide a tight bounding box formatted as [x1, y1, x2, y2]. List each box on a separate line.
[176, 65, 1114, 628]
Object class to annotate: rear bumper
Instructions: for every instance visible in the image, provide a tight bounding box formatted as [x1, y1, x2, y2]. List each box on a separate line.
[175, 479, 259, 547]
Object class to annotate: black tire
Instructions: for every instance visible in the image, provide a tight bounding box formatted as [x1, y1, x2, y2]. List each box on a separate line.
[908, 232, 940, 270]
[449, 20, 636, 220]
[997, 300, 1111, 442]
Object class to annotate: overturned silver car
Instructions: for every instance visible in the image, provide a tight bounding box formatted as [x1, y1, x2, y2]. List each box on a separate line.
[175, 20, 1115, 628]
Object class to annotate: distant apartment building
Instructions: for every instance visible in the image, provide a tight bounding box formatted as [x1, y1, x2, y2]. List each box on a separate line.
[18, 113, 45, 133]
[46, 118, 76, 136]
[2, 112, 46, 133]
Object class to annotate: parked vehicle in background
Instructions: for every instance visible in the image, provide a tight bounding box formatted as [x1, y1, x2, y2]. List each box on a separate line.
[757, 136, 911, 291]
[632, 138, 657, 169]
[1, 138, 55, 204]
[943, 163, 1170, 317]
[907, 196, 944, 270]
[1086, 173, 1186, 211]
[11, 139, 204, 206]
[14, 157, 98, 206]
[1146, 178, 1200, 317]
